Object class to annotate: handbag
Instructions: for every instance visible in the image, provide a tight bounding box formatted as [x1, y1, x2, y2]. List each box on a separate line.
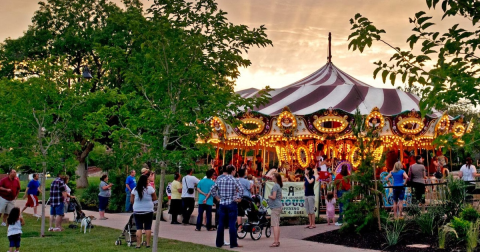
[184, 177, 195, 194]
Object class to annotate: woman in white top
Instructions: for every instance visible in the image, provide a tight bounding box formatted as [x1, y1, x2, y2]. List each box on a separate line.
[459, 157, 479, 183]
[130, 174, 157, 248]
[62, 175, 75, 214]
[459, 157, 479, 201]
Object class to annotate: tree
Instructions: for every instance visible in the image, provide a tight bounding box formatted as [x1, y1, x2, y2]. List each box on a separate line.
[0, 0, 145, 187]
[0, 77, 78, 237]
[341, 110, 386, 233]
[116, 0, 273, 250]
[348, 0, 480, 116]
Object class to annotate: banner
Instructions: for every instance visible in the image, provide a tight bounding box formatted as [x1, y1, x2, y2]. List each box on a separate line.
[264, 181, 320, 217]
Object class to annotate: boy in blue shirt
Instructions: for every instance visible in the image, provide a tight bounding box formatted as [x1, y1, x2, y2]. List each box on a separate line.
[195, 169, 215, 231]
[125, 170, 136, 212]
[21, 174, 41, 217]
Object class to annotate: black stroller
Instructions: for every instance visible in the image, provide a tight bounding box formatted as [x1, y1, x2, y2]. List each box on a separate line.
[69, 198, 86, 223]
[115, 214, 144, 247]
[237, 195, 271, 240]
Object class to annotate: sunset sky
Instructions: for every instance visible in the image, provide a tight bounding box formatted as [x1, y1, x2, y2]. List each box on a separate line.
[0, 0, 471, 91]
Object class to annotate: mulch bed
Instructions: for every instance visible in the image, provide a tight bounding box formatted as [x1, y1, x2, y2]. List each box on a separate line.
[304, 224, 472, 252]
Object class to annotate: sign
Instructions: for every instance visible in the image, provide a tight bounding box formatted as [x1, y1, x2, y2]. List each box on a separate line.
[264, 181, 320, 217]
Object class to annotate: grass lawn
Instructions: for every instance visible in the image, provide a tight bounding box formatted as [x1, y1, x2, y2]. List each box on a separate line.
[0, 214, 223, 252]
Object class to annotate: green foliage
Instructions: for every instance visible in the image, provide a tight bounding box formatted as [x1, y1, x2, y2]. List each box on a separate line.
[341, 109, 385, 233]
[461, 205, 480, 222]
[106, 169, 127, 213]
[443, 175, 467, 220]
[80, 183, 99, 210]
[450, 217, 471, 242]
[347, 0, 480, 129]
[438, 224, 458, 249]
[466, 219, 480, 252]
[416, 211, 438, 235]
[406, 201, 422, 218]
[382, 219, 407, 247]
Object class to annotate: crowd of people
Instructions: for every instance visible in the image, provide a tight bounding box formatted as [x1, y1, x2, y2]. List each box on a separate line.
[0, 152, 476, 251]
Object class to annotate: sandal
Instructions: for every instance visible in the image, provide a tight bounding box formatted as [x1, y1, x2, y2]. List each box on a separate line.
[270, 243, 279, 247]
[194, 229, 201, 231]
[207, 228, 216, 231]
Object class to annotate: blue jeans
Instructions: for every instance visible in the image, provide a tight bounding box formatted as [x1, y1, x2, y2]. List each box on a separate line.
[125, 191, 132, 212]
[216, 202, 238, 248]
[337, 190, 346, 223]
[196, 204, 212, 230]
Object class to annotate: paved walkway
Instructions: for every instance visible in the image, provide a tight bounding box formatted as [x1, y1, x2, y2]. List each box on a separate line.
[15, 200, 377, 252]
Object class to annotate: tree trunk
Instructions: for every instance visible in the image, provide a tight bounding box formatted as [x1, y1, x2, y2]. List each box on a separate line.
[152, 168, 166, 252]
[76, 161, 88, 188]
[40, 161, 47, 237]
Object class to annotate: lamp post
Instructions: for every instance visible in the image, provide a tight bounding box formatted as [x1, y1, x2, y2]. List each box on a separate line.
[68, 65, 92, 88]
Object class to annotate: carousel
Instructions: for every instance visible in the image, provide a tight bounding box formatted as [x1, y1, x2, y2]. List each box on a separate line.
[203, 35, 474, 181]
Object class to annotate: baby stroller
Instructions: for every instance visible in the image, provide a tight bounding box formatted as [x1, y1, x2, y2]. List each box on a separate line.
[69, 198, 86, 224]
[237, 195, 271, 240]
[115, 214, 144, 247]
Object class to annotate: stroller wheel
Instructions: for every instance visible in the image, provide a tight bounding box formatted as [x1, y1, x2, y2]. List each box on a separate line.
[265, 226, 272, 238]
[237, 224, 247, 239]
[250, 225, 262, 240]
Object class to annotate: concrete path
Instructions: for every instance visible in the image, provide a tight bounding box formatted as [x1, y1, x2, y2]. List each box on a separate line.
[15, 200, 378, 252]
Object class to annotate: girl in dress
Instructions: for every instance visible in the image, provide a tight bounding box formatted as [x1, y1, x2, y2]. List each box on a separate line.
[326, 192, 336, 225]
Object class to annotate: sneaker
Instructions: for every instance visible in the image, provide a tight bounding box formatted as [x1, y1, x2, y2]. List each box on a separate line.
[334, 222, 342, 226]
[1, 222, 5, 226]
[223, 241, 230, 246]
[33, 214, 41, 218]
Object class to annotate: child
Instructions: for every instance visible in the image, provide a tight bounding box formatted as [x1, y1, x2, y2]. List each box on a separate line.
[7, 207, 24, 252]
[326, 191, 336, 225]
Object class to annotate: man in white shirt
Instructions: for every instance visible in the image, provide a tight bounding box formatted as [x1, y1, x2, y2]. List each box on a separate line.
[181, 169, 200, 225]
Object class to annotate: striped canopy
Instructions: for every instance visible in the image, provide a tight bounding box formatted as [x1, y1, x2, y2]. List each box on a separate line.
[238, 63, 441, 117]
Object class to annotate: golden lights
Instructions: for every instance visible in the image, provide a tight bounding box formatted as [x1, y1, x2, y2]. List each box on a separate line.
[237, 118, 265, 135]
[296, 145, 310, 168]
[397, 118, 424, 135]
[313, 116, 348, 134]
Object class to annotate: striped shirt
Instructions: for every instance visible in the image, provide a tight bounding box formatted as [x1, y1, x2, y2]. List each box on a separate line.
[210, 174, 243, 205]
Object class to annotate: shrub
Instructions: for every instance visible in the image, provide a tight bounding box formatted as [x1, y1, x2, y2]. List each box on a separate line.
[438, 225, 458, 249]
[416, 212, 436, 235]
[443, 176, 467, 221]
[466, 219, 480, 252]
[80, 183, 99, 211]
[450, 217, 471, 243]
[461, 205, 480, 222]
[382, 219, 406, 247]
[107, 170, 127, 213]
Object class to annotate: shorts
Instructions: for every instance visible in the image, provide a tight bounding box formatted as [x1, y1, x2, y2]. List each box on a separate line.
[0, 197, 14, 214]
[304, 195, 315, 215]
[392, 187, 405, 202]
[134, 212, 154, 230]
[50, 203, 65, 216]
[8, 233, 21, 248]
[25, 194, 39, 207]
[98, 196, 110, 211]
[270, 208, 281, 227]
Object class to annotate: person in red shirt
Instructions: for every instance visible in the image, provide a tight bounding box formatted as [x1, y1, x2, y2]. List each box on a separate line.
[334, 165, 351, 226]
[0, 170, 21, 226]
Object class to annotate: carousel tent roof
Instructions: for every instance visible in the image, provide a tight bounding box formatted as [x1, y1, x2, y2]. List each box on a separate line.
[239, 63, 443, 118]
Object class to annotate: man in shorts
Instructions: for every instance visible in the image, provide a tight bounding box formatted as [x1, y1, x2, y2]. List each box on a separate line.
[49, 174, 67, 231]
[21, 173, 41, 217]
[0, 169, 21, 226]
